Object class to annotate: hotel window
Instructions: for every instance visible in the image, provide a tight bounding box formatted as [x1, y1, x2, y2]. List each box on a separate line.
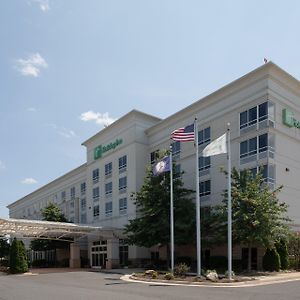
[199, 156, 211, 171]
[150, 150, 160, 164]
[119, 176, 127, 191]
[105, 202, 113, 217]
[81, 198, 86, 211]
[70, 200, 75, 209]
[171, 141, 181, 156]
[174, 164, 181, 179]
[119, 198, 127, 214]
[119, 155, 127, 171]
[240, 102, 272, 130]
[105, 182, 113, 195]
[248, 165, 275, 185]
[61, 191, 66, 201]
[70, 187, 76, 200]
[81, 182, 86, 195]
[198, 127, 211, 146]
[92, 168, 99, 183]
[80, 213, 87, 224]
[93, 205, 100, 217]
[240, 133, 270, 159]
[105, 162, 112, 176]
[93, 187, 100, 201]
[200, 180, 211, 197]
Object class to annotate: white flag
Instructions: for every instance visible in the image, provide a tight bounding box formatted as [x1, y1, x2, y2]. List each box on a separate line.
[202, 133, 227, 157]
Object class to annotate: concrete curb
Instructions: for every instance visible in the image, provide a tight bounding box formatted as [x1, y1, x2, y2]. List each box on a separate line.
[121, 274, 300, 288]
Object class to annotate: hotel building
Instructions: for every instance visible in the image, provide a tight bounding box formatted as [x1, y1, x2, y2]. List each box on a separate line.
[7, 62, 300, 269]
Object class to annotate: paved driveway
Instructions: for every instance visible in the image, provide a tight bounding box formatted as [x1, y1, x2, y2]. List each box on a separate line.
[0, 271, 300, 300]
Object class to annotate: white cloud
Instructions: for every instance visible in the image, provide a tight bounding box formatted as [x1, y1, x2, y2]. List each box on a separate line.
[79, 111, 116, 127]
[15, 53, 48, 77]
[29, 0, 50, 12]
[0, 160, 6, 170]
[27, 107, 37, 112]
[46, 123, 77, 139]
[21, 178, 38, 184]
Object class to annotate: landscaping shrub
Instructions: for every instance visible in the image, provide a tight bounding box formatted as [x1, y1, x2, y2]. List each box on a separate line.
[209, 256, 227, 271]
[263, 248, 280, 271]
[151, 271, 158, 279]
[174, 263, 190, 277]
[9, 238, 28, 274]
[164, 272, 174, 280]
[276, 240, 289, 270]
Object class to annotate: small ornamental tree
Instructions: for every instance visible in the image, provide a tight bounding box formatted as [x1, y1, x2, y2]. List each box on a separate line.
[275, 239, 289, 270]
[9, 238, 28, 274]
[263, 248, 281, 271]
[124, 158, 195, 265]
[210, 168, 289, 271]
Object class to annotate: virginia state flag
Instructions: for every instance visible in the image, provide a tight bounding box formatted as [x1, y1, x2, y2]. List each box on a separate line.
[153, 156, 171, 176]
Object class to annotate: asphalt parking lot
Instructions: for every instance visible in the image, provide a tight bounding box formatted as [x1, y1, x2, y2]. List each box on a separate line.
[0, 270, 300, 300]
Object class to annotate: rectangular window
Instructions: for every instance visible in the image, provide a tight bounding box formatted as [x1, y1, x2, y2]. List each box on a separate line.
[61, 191, 66, 201]
[259, 133, 268, 152]
[93, 205, 100, 217]
[92, 168, 99, 183]
[198, 127, 211, 145]
[119, 198, 127, 214]
[240, 133, 269, 159]
[93, 187, 100, 200]
[200, 180, 211, 197]
[171, 141, 181, 155]
[70, 200, 75, 209]
[119, 177, 127, 191]
[174, 164, 181, 179]
[80, 213, 87, 224]
[70, 187, 76, 200]
[105, 202, 112, 216]
[199, 156, 211, 171]
[150, 150, 159, 164]
[119, 155, 127, 171]
[105, 162, 112, 176]
[240, 102, 269, 130]
[105, 182, 112, 195]
[81, 198, 86, 211]
[81, 182, 86, 195]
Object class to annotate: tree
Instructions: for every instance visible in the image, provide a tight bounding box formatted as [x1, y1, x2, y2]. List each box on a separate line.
[9, 238, 28, 274]
[275, 239, 289, 270]
[210, 168, 289, 271]
[30, 203, 69, 259]
[124, 160, 195, 264]
[0, 237, 10, 260]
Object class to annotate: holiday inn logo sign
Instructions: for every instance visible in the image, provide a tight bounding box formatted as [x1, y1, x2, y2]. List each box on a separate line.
[282, 108, 300, 129]
[94, 138, 123, 160]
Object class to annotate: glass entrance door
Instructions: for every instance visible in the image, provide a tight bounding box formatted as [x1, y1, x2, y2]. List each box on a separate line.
[91, 240, 107, 268]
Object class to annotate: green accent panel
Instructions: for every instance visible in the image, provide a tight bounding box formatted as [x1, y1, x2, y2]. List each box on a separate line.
[282, 108, 294, 127]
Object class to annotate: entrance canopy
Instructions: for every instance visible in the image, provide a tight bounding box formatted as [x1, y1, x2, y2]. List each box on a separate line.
[0, 218, 123, 241]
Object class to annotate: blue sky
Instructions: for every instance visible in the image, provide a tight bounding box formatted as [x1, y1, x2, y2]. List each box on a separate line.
[1, 0, 300, 218]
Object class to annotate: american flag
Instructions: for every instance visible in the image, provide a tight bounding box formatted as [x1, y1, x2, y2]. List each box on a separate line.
[171, 123, 195, 142]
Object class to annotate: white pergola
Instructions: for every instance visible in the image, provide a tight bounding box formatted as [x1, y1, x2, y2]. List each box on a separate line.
[0, 218, 123, 241]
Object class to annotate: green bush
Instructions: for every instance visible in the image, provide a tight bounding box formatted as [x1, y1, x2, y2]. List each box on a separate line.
[276, 240, 289, 270]
[9, 238, 28, 274]
[151, 271, 158, 279]
[209, 256, 227, 271]
[263, 248, 280, 271]
[164, 272, 174, 280]
[174, 263, 190, 277]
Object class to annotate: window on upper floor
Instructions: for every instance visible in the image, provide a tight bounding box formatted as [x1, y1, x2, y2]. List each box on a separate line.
[171, 141, 181, 156]
[119, 155, 127, 172]
[198, 127, 211, 146]
[174, 164, 181, 179]
[105, 202, 113, 216]
[81, 198, 86, 211]
[81, 182, 86, 195]
[119, 198, 127, 214]
[61, 191, 66, 201]
[93, 187, 100, 200]
[105, 162, 112, 176]
[93, 205, 100, 217]
[119, 176, 127, 191]
[150, 150, 160, 164]
[70, 187, 76, 199]
[200, 180, 211, 197]
[92, 168, 99, 183]
[105, 182, 112, 195]
[199, 156, 211, 171]
[240, 133, 270, 159]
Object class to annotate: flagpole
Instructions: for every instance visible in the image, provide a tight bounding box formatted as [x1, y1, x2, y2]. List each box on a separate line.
[227, 123, 232, 280]
[195, 118, 201, 277]
[169, 145, 174, 273]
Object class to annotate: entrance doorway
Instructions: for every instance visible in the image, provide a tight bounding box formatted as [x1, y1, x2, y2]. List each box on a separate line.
[91, 240, 107, 268]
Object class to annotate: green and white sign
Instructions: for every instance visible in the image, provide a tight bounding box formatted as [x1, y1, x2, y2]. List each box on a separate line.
[282, 108, 300, 129]
[94, 138, 123, 160]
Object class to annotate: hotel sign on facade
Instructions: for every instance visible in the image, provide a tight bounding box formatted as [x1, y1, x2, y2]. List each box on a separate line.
[283, 108, 300, 129]
[94, 138, 123, 160]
